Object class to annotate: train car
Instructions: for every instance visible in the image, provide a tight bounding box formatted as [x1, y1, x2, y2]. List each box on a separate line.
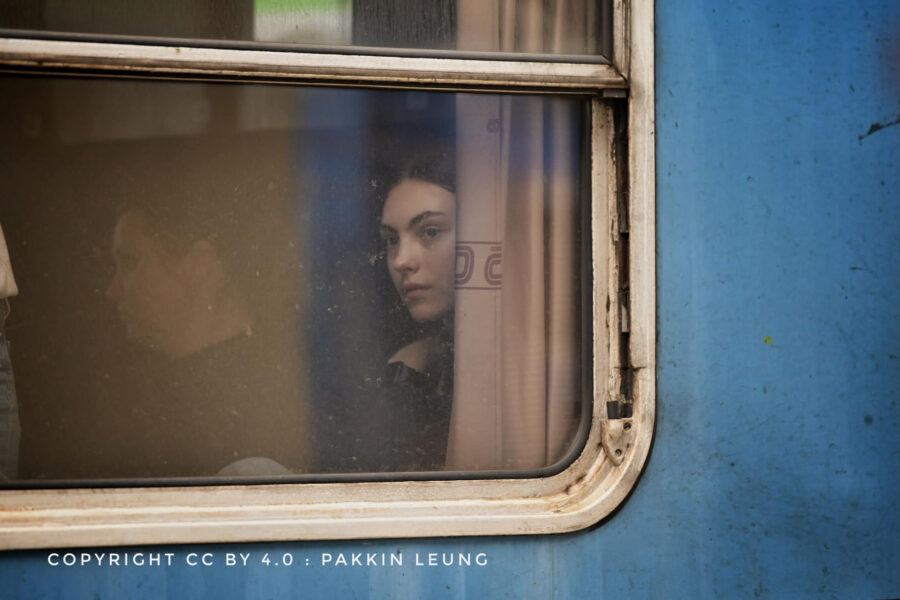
[0, 0, 897, 597]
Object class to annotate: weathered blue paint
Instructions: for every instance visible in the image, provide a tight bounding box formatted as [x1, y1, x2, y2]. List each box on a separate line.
[2, 0, 898, 597]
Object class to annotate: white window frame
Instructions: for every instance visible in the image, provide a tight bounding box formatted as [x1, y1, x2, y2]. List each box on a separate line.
[0, 0, 654, 549]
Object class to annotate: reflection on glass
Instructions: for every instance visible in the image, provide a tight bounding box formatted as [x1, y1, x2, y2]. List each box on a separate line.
[0, 75, 586, 481]
[256, 0, 352, 46]
[0, 0, 609, 58]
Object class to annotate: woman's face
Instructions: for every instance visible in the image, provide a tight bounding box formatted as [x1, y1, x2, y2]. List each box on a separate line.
[380, 178, 456, 324]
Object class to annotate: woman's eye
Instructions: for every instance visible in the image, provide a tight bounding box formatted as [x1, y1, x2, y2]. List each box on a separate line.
[382, 236, 398, 248]
[422, 227, 441, 240]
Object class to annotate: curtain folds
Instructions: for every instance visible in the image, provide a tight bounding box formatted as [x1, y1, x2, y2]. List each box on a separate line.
[448, 0, 583, 470]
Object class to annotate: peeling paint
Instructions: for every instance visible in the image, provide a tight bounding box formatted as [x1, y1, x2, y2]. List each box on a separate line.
[857, 115, 900, 140]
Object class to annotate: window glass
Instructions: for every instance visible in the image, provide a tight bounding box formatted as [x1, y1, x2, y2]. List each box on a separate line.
[0, 0, 611, 59]
[0, 75, 588, 482]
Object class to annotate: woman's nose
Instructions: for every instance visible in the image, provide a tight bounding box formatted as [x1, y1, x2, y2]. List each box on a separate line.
[392, 238, 418, 272]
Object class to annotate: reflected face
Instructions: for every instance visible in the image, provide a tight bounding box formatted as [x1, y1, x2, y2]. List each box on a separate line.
[105, 212, 193, 353]
[380, 179, 456, 324]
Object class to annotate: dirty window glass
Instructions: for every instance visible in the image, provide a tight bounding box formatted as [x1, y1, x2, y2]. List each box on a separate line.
[0, 75, 588, 482]
[0, 0, 610, 59]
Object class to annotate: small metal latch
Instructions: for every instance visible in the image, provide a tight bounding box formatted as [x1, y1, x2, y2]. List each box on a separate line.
[602, 398, 634, 465]
[601, 419, 634, 465]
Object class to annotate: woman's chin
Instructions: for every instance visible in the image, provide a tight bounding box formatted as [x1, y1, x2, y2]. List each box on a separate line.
[409, 306, 452, 325]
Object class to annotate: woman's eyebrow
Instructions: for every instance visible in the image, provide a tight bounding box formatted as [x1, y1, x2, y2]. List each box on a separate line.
[408, 211, 446, 228]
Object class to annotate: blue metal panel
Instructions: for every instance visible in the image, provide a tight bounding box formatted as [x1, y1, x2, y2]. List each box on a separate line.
[1, 0, 898, 597]
[653, 1, 900, 595]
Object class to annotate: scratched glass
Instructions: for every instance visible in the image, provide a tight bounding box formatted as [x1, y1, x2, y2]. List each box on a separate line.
[0, 75, 587, 482]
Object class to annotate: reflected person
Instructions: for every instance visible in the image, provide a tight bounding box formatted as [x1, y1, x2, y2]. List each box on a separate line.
[104, 191, 308, 478]
[370, 153, 457, 471]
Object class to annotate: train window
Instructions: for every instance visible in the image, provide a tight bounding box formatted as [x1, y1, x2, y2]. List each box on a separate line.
[0, 0, 654, 548]
[0, 0, 611, 60]
[2, 78, 589, 479]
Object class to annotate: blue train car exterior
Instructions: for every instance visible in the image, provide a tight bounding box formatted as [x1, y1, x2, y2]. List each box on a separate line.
[1, 0, 898, 597]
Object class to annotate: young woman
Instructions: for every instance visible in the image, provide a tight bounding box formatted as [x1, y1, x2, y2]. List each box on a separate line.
[368, 153, 457, 471]
[380, 173, 456, 371]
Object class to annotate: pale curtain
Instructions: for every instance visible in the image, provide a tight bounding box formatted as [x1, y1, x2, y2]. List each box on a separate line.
[447, 0, 585, 470]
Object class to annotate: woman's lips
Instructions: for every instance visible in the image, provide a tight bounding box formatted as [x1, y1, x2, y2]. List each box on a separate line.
[403, 284, 428, 299]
